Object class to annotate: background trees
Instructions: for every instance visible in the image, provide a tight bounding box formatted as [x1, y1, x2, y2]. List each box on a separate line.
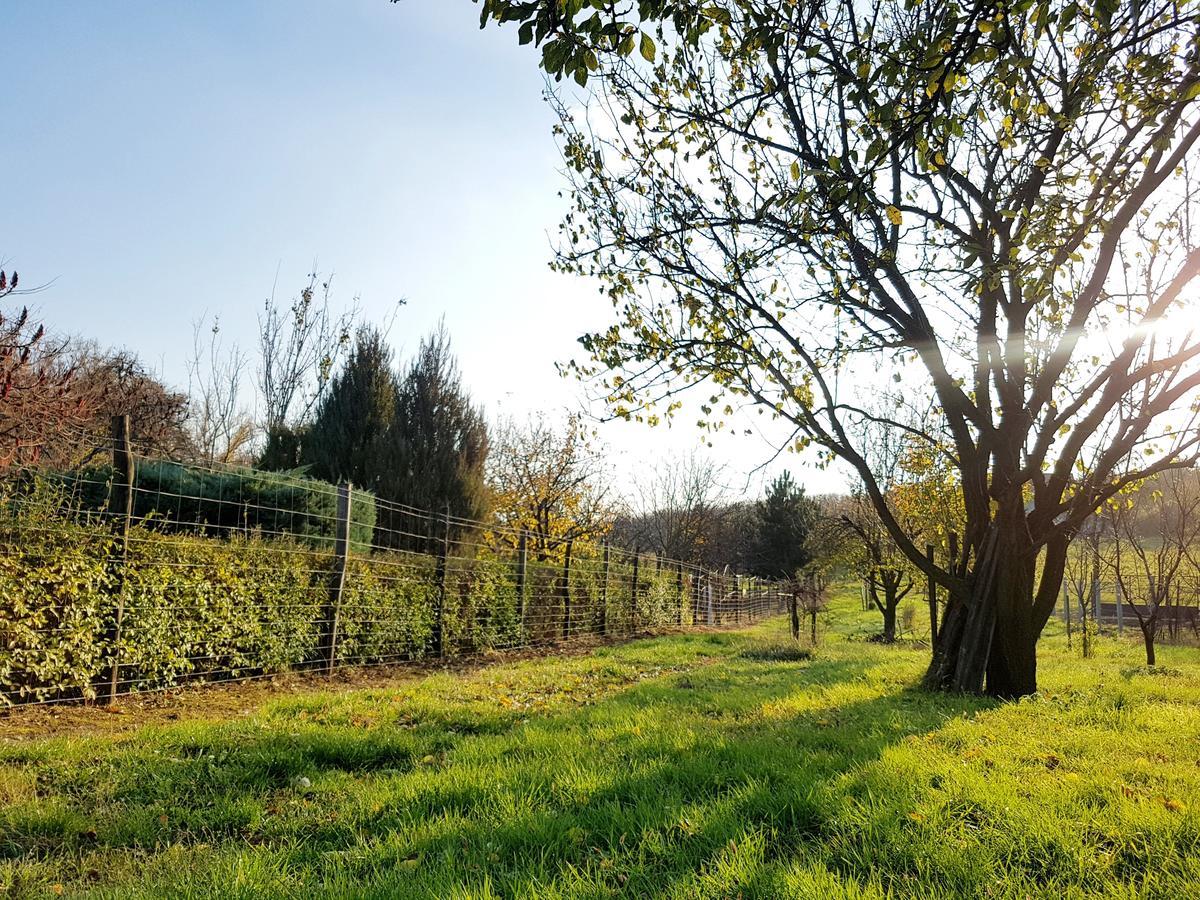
[487, 412, 613, 561]
[509, 0, 1200, 696]
[1106, 472, 1200, 666]
[0, 267, 102, 468]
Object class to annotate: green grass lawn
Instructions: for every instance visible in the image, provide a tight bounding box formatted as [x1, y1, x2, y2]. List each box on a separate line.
[3, 587, 1200, 899]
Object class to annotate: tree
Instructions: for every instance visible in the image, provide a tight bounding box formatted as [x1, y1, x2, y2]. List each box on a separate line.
[488, 411, 614, 561]
[0, 268, 97, 468]
[185, 316, 254, 467]
[511, 1, 1200, 697]
[618, 451, 727, 562]
[303, 325, 398, 490]
[257, 271, 356, 469]
[384, 323, 490, 549]
[754, 471, 819, 579]
[61, 347, 191, 465]
[1107, 471, 1200, 666]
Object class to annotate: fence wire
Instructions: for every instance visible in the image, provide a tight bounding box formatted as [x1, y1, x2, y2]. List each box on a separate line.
[0, 429, 794, 707]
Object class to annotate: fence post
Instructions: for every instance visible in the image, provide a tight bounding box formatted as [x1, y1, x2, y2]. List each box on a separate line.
[104, 415, 134, 705]
[692, 568, 701, 626]
[516, 530, 528, 645]
[926, 543, 939, 651]
[321, 483, 352, 673]
[433, 503, 450, 658]
[675, 560, 684, 626]
[561, 539, 573, 641]
[1063, 579, 1073, 649]
[630, 550, 640, 634]
[599, 541, 610, 636]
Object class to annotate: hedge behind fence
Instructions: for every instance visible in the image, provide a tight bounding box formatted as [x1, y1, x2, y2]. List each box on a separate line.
[0, 480, 707, 706]
[0, 483, 422, 704]
[58, 459, 377, 552]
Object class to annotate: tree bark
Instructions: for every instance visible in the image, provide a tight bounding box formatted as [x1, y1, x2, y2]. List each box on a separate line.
[1143, 626, 1157, 667]
[881, 601, 897, 643]
[922, 503, 1053, 699]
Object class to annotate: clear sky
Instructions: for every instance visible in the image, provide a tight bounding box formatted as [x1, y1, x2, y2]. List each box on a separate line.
[2, 1, 848, 499]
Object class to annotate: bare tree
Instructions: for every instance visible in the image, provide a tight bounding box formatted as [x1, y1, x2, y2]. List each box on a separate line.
[0, 268, 98, 468]
[620, 451, 728, 562]
[185, 316, 254, 467]
[1107, 472, 1200, 666]
[257, 271, 357, 435]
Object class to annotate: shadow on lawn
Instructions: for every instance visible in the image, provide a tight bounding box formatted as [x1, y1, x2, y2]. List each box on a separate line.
[1, 646, 996, 897]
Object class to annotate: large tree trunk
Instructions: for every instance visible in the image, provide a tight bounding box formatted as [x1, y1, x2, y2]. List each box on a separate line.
[922, 503, 1051, 698]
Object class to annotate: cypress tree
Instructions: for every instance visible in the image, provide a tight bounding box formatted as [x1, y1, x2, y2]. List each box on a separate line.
[303, 326, 397, 491]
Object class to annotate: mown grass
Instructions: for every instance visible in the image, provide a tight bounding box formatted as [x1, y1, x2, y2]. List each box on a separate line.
[2, 586, 1200, 898]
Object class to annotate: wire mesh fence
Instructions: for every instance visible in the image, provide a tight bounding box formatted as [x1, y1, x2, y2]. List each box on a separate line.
[0, 417, 791, 707]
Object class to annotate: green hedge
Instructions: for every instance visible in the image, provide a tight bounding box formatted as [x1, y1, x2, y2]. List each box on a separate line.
[59, 459, 377, 552]
[0, 484, 428, 704]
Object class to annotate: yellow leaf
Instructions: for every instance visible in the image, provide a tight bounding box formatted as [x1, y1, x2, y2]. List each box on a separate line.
[885, 205, 903, 226]
[978, 20, 994, 33]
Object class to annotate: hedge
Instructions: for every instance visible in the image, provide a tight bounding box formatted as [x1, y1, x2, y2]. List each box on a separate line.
[56, 459, 377, 552]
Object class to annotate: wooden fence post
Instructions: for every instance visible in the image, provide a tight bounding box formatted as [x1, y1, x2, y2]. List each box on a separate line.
[104, 415, 134, 705]
[433, 503, 450, 658]
[561, 539, 574, 641]
[926, 543, 939, 651]
[516, 530, 528, 645]
[322, 483, 352, 673]
[599, 541, 610, 636]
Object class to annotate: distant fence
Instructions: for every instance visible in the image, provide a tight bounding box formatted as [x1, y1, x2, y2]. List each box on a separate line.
[0, 417, 789, 707]
[1058, 567, 1200, 641]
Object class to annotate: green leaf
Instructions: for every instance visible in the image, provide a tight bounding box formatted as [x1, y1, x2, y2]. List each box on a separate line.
[640, 32, 656, 63]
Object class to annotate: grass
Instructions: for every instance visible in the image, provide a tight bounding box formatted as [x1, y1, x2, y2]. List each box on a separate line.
[2, 587, 1200, 898]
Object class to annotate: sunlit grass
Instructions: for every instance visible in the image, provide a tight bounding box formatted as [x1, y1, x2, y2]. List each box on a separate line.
[2, 584, 1199, 898]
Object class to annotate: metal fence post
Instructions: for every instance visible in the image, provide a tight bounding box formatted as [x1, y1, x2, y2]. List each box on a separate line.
[676, 560, 684, 626]
[433, 503, 450, 658]
[599, 541, 610, 636]
[630, 550, 640, 634]
[322, 482, 352, 673]
[561, 539, 574, 641]
[516, 530, 528, 645]
[104, 414, 134, 705]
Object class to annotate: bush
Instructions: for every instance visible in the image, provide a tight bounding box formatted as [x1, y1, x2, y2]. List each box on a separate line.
[0, 484, 114, 702]
[59, 459, 377, 552]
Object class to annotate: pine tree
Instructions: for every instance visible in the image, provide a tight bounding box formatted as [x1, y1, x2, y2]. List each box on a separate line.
[383, 323, 489, 549]
[754, 472, 818, 579]
[303, 326, 397, 491]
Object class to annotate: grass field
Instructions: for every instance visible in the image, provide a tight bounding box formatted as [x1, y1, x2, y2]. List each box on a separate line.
[3, 587, 1200, 898]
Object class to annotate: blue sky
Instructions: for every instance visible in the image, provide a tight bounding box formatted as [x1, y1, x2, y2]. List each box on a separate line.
[2, 1, 841, 497]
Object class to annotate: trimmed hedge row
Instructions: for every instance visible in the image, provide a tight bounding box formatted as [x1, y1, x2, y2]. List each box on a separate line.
[0, 485, 699, 705]
[57, 459, 378, 552]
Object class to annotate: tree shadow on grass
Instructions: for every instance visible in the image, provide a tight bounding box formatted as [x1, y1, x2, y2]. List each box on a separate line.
[1, 647, 997, 898]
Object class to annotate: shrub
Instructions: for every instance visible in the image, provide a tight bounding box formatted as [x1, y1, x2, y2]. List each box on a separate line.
[59, 459, 377, 552]
[0, 483, 114, 702]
